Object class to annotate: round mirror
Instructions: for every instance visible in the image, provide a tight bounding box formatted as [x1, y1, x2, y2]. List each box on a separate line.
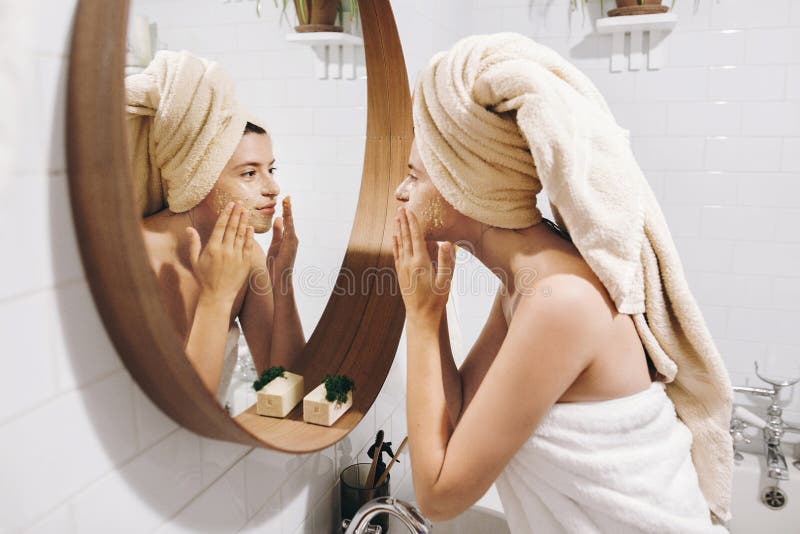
[67, 0, 411, 452]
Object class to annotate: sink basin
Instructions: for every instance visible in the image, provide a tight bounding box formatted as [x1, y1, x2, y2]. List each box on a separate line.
[727, 450, 800, 532]
[385, 504, 508, 533]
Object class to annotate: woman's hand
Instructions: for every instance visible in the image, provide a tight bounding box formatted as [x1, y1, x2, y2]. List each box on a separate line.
[266, 196, 299, 293]
[186, 201, 254, 306]
[392, 206, 455, 324]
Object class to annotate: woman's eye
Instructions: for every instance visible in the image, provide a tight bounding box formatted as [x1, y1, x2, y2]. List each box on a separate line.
[242, 170, 257, 178]
[269, 167, 277, 175]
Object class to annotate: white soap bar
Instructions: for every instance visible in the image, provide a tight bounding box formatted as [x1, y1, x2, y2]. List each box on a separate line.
[303, 382, 353, 426]
[256, 372, 304, 418]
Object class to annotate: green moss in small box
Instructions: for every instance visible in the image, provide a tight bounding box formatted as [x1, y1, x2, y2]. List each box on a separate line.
[323, 374, 354, 405]
[253, 366, 286, 392]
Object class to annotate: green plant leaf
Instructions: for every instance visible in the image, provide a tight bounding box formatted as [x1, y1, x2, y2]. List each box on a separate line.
[323, 374, 355, 405]
[253, 366, 286, 391]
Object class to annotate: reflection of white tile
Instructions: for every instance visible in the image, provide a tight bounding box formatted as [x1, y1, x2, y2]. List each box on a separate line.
[706, 137, 781, 172]
[708, 66, 785, 101]
[733, 242, 800, 277]
[666, 102, 741, 136]
[701, 206, 778, 241]
[710, 0, 791, 29]
[24, 503, 75, 534]
[281, 453, 334, 534]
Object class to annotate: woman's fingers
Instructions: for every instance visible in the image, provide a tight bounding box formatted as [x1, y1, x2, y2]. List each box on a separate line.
[223, 203, 243, 247]
[243, 226, 254, 259]
[234, 209, 249, 250]
[399, 208, 413, 257]
[210, 201, 235, 244]
[405, 210, 427, 259]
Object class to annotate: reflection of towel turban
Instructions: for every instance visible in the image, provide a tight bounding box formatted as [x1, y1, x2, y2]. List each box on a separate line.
[126, 49, 260, 216]
[413, 33, 733, 524]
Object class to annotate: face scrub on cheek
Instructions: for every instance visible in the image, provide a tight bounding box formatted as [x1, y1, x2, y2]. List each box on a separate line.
[421, 196, 446, 230]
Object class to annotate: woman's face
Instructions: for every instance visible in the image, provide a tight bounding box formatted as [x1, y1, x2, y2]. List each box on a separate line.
[394, 139, 463, 241]
[196, 132, 279, 234]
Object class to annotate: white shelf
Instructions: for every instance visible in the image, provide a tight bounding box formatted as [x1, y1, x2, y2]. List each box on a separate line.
[286, 32, 364, 80]
[596, 12, 677, 72]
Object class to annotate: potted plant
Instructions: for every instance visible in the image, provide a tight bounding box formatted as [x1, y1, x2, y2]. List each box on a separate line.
[303, 373, 355, 426]
[274, 0, 359, 33]
[602, 0, 672, 17]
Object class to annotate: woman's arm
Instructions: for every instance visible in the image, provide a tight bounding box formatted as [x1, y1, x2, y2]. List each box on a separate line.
[184, 293, 236, 393]
[269, 264, 306, 368]
[406, 282, 596, 523]
[437, 310, 462, 430]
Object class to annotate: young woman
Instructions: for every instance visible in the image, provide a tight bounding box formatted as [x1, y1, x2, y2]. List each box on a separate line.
[128, 49, 305, 407]
[391, 32, 728, 534]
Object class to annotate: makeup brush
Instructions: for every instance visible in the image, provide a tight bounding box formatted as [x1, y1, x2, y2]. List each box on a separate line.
[374, 435, 407, 488]
[365, 430, 384, 489]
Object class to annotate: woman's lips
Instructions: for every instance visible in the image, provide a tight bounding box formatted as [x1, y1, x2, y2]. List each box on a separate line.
[256, 205, 276, 215]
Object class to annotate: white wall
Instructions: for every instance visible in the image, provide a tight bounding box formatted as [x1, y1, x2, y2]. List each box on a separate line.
[5, 0, 799, 532]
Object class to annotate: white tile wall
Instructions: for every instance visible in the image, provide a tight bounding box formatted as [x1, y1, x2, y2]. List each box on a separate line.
[5, 0, 800, 532]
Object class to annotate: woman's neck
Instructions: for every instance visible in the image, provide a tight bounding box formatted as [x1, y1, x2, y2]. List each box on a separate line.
[471, 222, 562, 296]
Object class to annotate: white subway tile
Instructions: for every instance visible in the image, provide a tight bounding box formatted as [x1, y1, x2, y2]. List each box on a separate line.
[157, 460, 247, 533]
[313, 484, 339, 534]
[733, 241, 800, 276]
[674, 237, 735, 272]
[716, 339, 769, 376]
[285, 78, 338, 107]
[745, 28, 800, 65]
[738, 173, 800, 207]
[241, 490, 282, 533]
[70, 429, 202, 533]
[666, 102, 741, 136]
[0, 290, 58, 423]
[741, 102, 800, 136]
[782, 138, 800, 172]
[765, 344, 800, 378]
[710, 0, 792, 29]
[708, 66, 786, 101]
[706, 136, 782, 172]
[243, 447, 305, 517]
[634, 67, 708, 102]
[273, 135, 338, 164]
[206, 51, 266, 80]
[237, 22, 287, 51]
[773, 276, 800, 309]
[728, 307, 800, 345]
[701, 205, 778, 241]
[23, 503, 75, 534]
[256, 107, 313, 136]
[38, 55, 68, 174]
[788, 66, 800, 99]
[631, 136, 706, 171]
[24, 0, 77, 56]
[698, 304, 728, 343]
[662, 203, 703, 238]
[264, 49, 316, 79]
[238, 78, 288, 109]
[690, 271, 772, 308]
[668, 30, 746, 67]
[581, 68, 637, 104]
[672, 0, 713, 31]
[51, 281, 122, 392]
[133, 383, 179, 451]
[776, 209, 800, 243]
[664, 171, 738, 205]
[281, 453, 335, 534]
[610, 102, 667, 135]
[199, 437, 251, 485]
[0, 371, 138, 531]
[312, 107, 367, 136]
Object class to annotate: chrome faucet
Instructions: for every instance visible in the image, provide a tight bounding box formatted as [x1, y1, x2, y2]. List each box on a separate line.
[732, 361, 800, 480]
[342, 496, 432, 534]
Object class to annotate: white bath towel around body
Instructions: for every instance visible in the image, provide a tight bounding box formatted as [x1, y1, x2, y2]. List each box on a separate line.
[494, 380, 728, 534]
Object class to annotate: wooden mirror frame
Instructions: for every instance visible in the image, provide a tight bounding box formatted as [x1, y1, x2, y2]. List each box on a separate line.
[66, 0, 411, 452]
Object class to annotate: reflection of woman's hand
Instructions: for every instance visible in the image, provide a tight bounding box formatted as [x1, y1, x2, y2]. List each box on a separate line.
[186, 201, 254, 306]
[267, 196, 299, 291]
[392, 207, 455, 324]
